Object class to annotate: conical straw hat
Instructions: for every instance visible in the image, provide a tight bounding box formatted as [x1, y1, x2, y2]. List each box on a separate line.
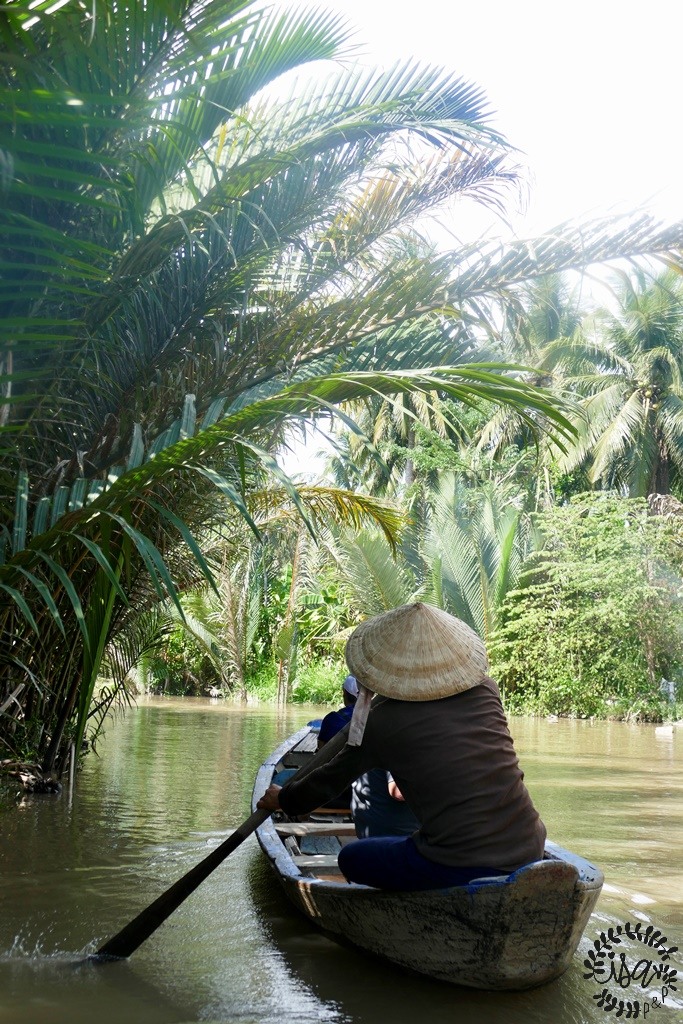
[345, 603, 488, 701]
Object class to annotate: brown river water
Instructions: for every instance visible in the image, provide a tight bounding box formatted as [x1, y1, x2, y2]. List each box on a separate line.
[0, 698, 681, 1024]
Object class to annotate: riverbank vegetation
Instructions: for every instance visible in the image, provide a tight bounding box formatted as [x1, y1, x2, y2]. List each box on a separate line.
[142, 487, 683, 724]
[2, 1, 683, 777]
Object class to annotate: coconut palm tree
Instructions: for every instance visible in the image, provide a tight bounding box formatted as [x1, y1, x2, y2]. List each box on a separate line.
[473, 273, 588, 502]
[322, 388, 461, 496]
[557, 269, 683, 496]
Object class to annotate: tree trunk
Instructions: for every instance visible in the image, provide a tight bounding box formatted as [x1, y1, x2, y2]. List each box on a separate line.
[653, 456, 670, 496]
[220, 568, 248, 702]
[41, 669, 80, 774]
[650, 435, 670, 496]
[277, 530, 304, 706]
[402, 426, 416, 488]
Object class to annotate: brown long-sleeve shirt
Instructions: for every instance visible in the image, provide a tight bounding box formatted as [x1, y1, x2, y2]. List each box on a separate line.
[279, 677, 546, 871]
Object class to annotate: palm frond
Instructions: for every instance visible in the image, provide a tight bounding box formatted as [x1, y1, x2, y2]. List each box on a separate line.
[589, 392, 649, 482]
[329, 529, 416, 616]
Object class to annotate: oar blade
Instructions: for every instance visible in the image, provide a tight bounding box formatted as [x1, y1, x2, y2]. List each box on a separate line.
[92, 809, 270, 960]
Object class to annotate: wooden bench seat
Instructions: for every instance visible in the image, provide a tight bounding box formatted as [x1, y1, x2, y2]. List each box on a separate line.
[308, 808, 352, 819]
[290, 733, 319, 754]
[292, 854, 344, 870]
[300, 835, 341, 855]
[281, 733, 319, 766]
[275, 822, 356, 837]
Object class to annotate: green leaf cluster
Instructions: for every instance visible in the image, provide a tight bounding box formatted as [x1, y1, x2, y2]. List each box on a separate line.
[490, 493, 683, 719]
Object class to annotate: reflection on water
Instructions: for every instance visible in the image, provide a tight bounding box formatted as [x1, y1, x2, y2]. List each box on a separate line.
[510, 717, 683, 919]
[0, 699, 681, 1024]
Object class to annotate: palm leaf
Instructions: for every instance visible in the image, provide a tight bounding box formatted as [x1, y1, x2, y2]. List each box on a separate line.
[330, 529, 416, 616]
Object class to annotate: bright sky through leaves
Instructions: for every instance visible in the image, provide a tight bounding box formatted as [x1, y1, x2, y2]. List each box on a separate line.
[281, 0, 683, 243]
[271, 0, 683, 478]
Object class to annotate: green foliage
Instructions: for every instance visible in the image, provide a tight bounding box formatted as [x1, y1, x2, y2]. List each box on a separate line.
[253, 565, 293, 665]
[244, 662, 279, 702]
[4, 3, 683, 766]
[296, 580, 354, 658]
[4, 0, 542, 766]
[291, 659, 348, 704]
[664, 697, 683, 722]
[324, 527, 419, 618]
[550, 466, 593, 503]
[430, 477, 535, 641]
[490, 493, 683, 719]
[557, 269, 683, 496]
[145, 627, 218, 696]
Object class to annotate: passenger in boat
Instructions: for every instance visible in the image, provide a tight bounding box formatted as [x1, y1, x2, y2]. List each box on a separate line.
[312, 674, 360, 810]
[317, 674, 359, 749]
[257, 602, 547, 891]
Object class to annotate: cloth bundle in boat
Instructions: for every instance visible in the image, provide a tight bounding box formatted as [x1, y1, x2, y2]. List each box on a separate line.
[345, 603, 488, 744]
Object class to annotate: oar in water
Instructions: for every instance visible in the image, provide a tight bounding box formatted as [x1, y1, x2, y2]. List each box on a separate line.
[92, 721, 350, 961]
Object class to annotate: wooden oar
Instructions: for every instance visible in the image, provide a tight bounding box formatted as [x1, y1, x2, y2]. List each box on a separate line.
[92, 721, 350, 961]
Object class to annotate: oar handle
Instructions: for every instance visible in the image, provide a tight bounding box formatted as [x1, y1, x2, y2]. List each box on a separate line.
[93, 721, 351, 961]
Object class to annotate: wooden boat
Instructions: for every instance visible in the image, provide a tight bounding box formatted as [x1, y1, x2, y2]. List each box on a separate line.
[251, 725, 604, 991]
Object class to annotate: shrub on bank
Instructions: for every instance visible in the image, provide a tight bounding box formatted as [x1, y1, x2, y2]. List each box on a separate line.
[490, 494, 683, 722]
[241, 659, 346, 704]
[291, 660, 349, 704]
[244, 663, 279, 702]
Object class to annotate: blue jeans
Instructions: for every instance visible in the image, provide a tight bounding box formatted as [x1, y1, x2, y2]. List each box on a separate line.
[337, 835, 509, 891]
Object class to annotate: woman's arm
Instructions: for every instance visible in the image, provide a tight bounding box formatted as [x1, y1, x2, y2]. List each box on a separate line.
[279, 742, 372, 816]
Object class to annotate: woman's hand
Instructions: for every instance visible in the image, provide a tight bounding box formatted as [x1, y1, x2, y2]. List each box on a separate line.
[387, 779, 405, 801]
[257, 784, 283, 812]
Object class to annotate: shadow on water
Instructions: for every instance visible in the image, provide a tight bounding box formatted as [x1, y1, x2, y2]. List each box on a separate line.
[0, 948, 193, 1024]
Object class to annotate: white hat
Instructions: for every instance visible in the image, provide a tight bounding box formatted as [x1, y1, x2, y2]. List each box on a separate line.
[342, 674, 359, 698]
[345, 603, 488, 701]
